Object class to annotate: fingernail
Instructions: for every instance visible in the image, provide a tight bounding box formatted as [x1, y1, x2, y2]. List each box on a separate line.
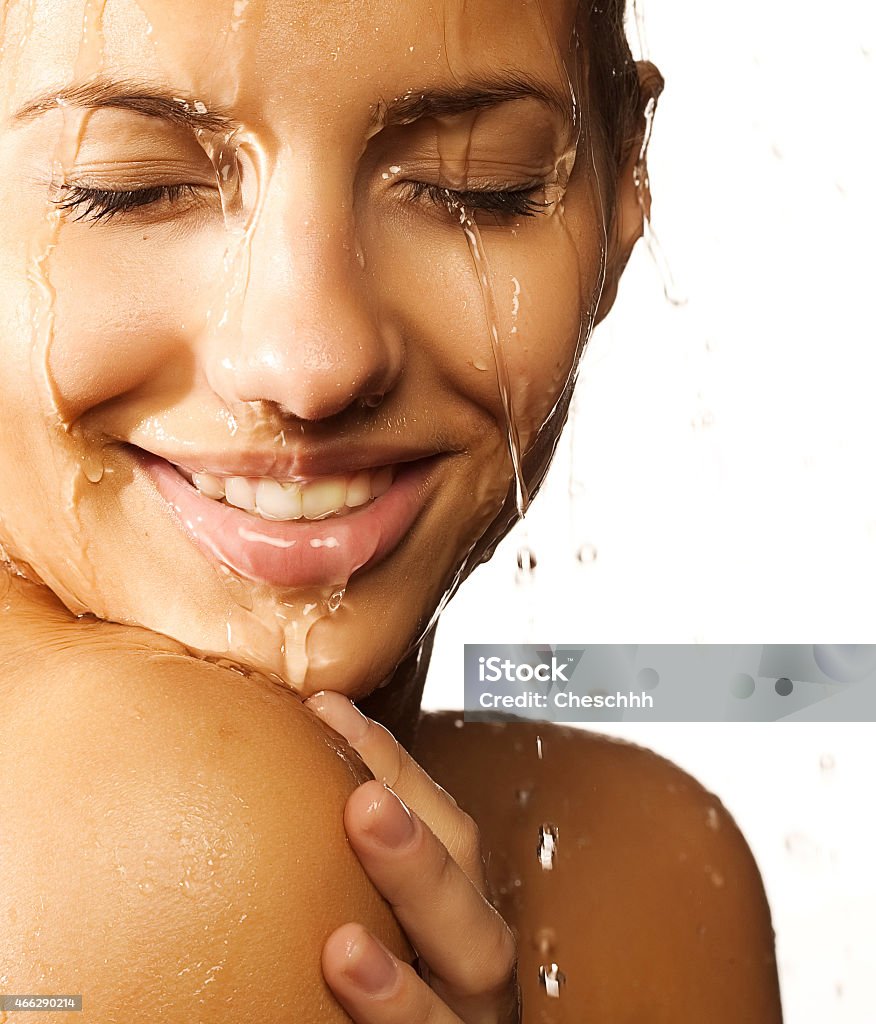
[365, 785, 416, 849]
[344, 929, 398, 995]
[304, 691, 369, 745]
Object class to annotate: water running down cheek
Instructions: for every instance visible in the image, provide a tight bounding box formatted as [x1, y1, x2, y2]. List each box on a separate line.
[0, 0, 606, 699]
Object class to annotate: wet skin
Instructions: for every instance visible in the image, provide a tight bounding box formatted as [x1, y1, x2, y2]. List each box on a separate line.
[0, 0, 782, 1019]
[0, 579, 783, 1021]
[0, 0, 625, 697]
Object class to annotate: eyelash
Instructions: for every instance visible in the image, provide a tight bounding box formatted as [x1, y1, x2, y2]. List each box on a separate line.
[402, 181, 553, 219]
[54, 180, 553, 224]
[54, 183, 204, 223]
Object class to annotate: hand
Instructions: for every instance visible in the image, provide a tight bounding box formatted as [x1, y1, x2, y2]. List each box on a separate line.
[303, 691, 520, 1024]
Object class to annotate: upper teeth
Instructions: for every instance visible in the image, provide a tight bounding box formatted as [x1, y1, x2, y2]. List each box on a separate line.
[187, 466, 394, 521]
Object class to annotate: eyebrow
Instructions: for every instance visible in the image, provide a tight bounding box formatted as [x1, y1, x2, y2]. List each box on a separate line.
[372, 71, 573, 131]
[12, 70, 573, 135]
[12, 77, 239, 133]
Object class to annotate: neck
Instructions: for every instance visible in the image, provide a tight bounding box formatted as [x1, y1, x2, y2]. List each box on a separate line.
[356, 622, 438, 749]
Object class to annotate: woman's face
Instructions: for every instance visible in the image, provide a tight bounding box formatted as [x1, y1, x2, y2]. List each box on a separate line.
[0, 0, 637, 696]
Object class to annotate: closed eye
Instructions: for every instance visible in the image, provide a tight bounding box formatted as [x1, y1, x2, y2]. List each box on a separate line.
[401, 181, 553, 220]
[54, 182, 210, 223]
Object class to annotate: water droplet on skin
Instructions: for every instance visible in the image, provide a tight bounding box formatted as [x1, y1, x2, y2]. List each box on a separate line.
[537, 824, 559, 870]
[453, 717, 464, 729]
[539, 962, 566, 998]
[472, 358, 489, 371]
[79, 447, 105, 483]
[705, 807, 720, 831]
[516, 787, 532, 808]
[328, 588, 345, 613]
[536, 735, 543, 759]
[533, 927, 557, 957]
[138, 879, 154, 894]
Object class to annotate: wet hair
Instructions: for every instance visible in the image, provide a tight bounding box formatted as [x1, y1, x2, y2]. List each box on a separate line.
[583, 0, 646, 173]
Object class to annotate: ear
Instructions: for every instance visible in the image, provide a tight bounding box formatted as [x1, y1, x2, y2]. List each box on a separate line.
[594, 60, 664, 325]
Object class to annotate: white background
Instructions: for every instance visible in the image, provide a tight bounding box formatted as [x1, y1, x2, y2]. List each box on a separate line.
[423, 2, 876, 1021]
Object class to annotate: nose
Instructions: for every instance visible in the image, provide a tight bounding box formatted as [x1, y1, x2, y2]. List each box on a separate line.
[205, 163, 404, 422]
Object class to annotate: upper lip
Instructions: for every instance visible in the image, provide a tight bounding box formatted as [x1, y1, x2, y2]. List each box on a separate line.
[128, 442, 452, 480]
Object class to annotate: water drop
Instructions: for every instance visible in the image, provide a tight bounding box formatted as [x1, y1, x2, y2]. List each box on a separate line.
[539, 962, 566, 998]
[453, 717, 464, 729]
[575, 544, 598, 564]
[536, 734, 543, 759]
[515, 787, 532, 808]
[537, 824, 559, 870]
[705, 807, 720, 831]
[516, 546, 537, 573]
[515, 547, 537, 588]
[328, 588, 345, 613]
[533, 927, 557, 958]
[137, 879, 154, 894]
[80, 448, 105, 483]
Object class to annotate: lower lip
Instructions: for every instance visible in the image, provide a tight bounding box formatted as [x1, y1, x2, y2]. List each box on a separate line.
[138, 452, 440, 589]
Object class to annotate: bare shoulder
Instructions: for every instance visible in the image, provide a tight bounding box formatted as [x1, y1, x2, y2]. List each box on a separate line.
[0, 615, 407, 1023]
[415, 713, 783, 1022]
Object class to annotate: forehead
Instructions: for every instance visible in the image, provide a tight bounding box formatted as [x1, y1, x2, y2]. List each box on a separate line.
[3, 0, 579, 129]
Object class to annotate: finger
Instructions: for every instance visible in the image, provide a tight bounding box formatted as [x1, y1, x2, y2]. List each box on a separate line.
[304, 691, 484, 884]
[342, 779, 518, 1016]
[323, 923, 463, 1024]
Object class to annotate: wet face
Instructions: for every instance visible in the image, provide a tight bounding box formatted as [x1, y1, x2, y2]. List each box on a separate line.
[0, 0, 638, 696]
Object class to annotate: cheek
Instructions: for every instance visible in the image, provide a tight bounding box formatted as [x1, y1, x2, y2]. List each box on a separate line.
[44, 223, 227, 422]
[383, 214, 589, 453]
[499, 229, 588, 447]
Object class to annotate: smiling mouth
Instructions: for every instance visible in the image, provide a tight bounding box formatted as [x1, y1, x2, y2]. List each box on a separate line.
[135, 448, 444, 589]
[172, 463, 396, 523]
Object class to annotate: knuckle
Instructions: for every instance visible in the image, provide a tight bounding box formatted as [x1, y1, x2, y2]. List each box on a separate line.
[452, 810, 481, 858]
[452, 918, 517, 995]
[432, 833, 457, 887]
[479, 922, 518, 993]
[394, 744, 419, 788]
